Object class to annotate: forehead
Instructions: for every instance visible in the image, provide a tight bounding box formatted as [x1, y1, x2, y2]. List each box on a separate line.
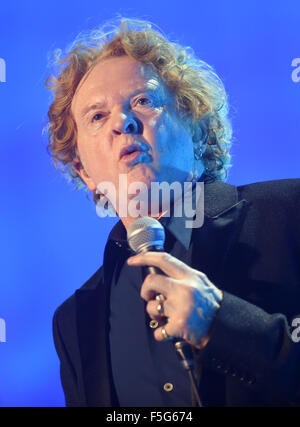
[71, 56, 163, 114]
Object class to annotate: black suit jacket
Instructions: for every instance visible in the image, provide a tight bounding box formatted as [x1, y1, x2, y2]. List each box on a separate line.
[53, 179, 300, 406]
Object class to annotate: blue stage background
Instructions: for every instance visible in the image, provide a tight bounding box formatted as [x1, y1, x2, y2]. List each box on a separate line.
[0, 0, 299, 406]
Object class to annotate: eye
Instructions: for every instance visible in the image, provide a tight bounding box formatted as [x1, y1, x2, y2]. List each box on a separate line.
[92, 113, 104, 122]
[136, 97, 152, 106]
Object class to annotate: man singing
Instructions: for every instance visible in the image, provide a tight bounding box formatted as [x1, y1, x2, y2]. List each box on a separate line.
[46, 18, 300, 406]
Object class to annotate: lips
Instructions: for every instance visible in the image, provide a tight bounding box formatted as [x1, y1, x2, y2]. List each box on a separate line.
[119, 142, 150, 160]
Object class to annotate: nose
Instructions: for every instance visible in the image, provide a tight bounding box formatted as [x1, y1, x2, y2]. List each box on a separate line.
[112, 112, 142, 135]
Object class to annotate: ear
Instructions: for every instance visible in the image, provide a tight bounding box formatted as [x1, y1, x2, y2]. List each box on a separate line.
[72, 156, 97, 191]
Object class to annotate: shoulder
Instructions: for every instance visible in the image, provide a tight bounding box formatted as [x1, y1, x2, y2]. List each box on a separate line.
[237, 178, 300, 204]
[236, 179, 300, 231]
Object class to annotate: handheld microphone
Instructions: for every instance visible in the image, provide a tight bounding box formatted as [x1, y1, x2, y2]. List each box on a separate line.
[127, 216, 165, 274]
[127, 217, 203, 406]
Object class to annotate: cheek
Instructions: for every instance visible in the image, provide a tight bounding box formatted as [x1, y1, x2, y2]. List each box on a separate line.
[146, 106, 164, 130]
[154, 114, 193, 159]
[78, 137, 97, 169]
[77, 133, 113, 181]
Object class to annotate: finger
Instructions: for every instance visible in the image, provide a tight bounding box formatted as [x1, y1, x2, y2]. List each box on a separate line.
[141, 274, 179, 301]
[153, 321, 179, 342]
[127, 252, 192, 279]
[146, 299, 170, 320]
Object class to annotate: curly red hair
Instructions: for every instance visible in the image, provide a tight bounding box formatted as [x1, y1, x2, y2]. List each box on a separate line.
[46, 18, 232, 202]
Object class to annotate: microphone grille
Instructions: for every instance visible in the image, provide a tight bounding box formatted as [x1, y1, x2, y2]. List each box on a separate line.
[127, 217, 165, 253]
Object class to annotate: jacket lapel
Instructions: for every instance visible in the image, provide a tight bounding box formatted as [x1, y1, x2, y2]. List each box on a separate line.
[191, 181, 250, 289]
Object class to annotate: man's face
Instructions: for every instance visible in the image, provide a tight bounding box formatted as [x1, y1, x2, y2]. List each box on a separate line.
[71, 55, 195, 214]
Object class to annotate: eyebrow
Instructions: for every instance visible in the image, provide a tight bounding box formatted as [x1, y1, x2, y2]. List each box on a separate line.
[79, 86, 161, 119]
[80, 102, 106, 119]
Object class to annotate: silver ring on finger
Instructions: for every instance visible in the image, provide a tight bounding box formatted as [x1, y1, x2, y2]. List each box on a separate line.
[156, 302, 164, 316]
[161, 327, 169, 340]
[155, 294, 166, 302]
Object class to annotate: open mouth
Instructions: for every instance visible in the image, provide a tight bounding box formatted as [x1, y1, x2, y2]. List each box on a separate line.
[119, 142, 150, 162]
[121, 151, 142, 162]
